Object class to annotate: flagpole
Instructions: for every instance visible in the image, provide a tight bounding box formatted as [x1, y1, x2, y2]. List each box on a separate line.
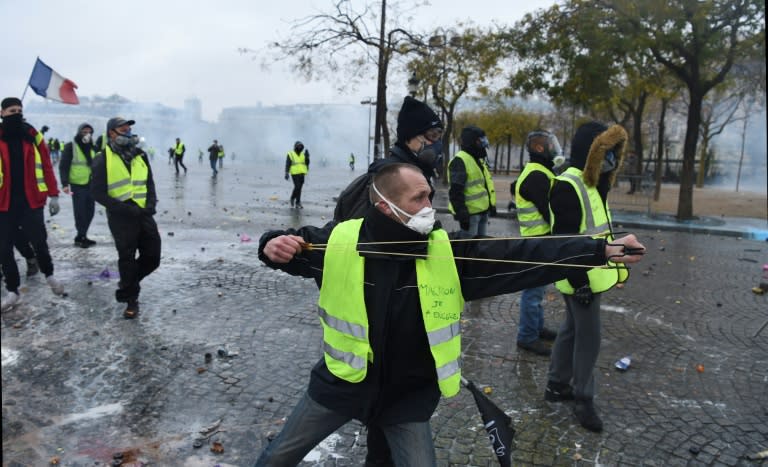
[21, 56, 40, 104]
[20, 84, 30, 103]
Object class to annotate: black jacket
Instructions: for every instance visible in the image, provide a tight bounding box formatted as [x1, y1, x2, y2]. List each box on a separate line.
[91, 144, 157, 217]
[259, 207, 607, 425]
[59, 139, 95, 187]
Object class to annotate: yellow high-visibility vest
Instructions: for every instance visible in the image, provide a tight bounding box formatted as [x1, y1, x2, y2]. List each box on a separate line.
[317, 218, 465, 397]
[447, 151, 496, 215]
[515, 162, 554, 237]
[552, 167, 628, 294]
[287, 150, 308, 175]
[69, 142, 94, 185]
[105, 147, 149, 208]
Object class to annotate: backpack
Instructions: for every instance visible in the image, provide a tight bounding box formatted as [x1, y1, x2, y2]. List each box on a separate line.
[333, 146, 432, 222]
[333, 172, 373, 221]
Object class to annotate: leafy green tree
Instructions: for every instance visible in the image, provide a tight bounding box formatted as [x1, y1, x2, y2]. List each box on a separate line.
[406, 25, 507, 181]
[603, 0, 765, 219]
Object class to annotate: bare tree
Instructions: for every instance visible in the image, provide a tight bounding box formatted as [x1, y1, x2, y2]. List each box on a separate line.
[254, 0, 426, 159]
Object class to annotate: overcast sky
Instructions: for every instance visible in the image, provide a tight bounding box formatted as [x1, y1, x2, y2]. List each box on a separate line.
[2, 0, 555, 120]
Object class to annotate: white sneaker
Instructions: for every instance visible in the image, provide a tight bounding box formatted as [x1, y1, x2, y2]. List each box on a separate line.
[1, 291, 21, 311]
[46, 276, 66, 296]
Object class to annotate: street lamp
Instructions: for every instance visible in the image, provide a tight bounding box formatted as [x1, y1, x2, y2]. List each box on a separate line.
[360, 98, 376, 166]
[407, 72, 420, 97]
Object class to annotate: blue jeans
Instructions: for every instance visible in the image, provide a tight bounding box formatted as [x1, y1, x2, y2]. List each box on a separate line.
[254, 392, 437, 467]
[462, 211, 489, 237]
[517, 285, 546, 344]
[209, 158, 218, 175]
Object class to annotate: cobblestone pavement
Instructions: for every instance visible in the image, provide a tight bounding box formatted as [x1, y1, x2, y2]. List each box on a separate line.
[2, 160, 767, 466]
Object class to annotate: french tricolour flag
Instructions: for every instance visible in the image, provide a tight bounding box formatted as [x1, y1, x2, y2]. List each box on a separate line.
[28, 57, 79, 105]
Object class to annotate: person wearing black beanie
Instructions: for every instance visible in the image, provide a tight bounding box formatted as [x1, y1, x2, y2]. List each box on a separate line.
[447, 125, 497, 235]
[333, 97, 443, 223]
[545, 121, 628, 433]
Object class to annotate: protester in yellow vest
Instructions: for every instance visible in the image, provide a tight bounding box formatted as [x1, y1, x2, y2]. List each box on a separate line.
[60, 122, 97, 248]
[256, 162, 645, 465]
[284, 140, 309, 208]
[545, 121, 629, 433]
[91, 117, 161, 319]
[173, 137, 187, 174]
[448, 126, 497, 236]
[514, 130, 563, 356]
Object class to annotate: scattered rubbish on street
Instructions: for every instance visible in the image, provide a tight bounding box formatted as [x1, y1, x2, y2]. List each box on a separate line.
[746, 449, 768, 460]
[211, 440, 224, 454]
[240, 233, 252, 242]
[689, 446, 700, 455]
[615, 356, 631, 371]
[695, 364, 705, 373]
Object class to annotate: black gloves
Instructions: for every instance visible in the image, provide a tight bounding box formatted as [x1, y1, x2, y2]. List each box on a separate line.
[460, 221, 470, 231]
[454, 209, 470, 232]
[284, 173, 289, 181]
[144, 206, 157, 215]
[573, 285, 594, 306]
[489, 205, 498, 217]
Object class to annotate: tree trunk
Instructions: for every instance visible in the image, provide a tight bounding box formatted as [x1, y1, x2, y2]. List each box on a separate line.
[696, 133, 710, 188]
[373, 0, 387, 160]
[677, 89, 703, 220]
[632, 93, 647, 172]
[654, 98, 668, 201]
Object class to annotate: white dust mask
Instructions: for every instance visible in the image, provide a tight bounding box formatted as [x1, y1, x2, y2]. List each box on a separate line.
[372, 183, 435, 235]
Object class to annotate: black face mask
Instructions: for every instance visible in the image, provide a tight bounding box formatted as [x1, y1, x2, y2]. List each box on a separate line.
[1, 113, 24, 137]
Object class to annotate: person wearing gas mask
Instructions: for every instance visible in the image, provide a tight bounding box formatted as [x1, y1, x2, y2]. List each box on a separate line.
[60, 123, 97, 248]
[514, 130, 565, 356]
[371, 96, 443, 184]
[1, 97, 66, 311]
[254, 162, 645, 465]
[91, 117, 160, 319]
[333, 96, 443, 224]
[448, 125, 497, 236]
[545, 121, 629, 433]
[285, 140, 310, 208]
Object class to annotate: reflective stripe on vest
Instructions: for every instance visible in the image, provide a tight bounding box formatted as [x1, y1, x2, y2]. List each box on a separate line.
[105, 147, 149, 208]
[552, 167, 628, 294]
[288, 150, 308, 175]
[318, 219, 465, 397]
[175, 142, 185, 155]
[69, 142, 94, 185]
[447, 151, 496, 215]
[33, 146, 47, 192]
[515, 162, 554, 236]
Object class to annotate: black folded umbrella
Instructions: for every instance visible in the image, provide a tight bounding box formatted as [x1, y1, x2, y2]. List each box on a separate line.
[462, 377, 515, 467]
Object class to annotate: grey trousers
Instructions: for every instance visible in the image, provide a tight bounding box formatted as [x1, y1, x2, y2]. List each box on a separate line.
[548, 293, 602, 400]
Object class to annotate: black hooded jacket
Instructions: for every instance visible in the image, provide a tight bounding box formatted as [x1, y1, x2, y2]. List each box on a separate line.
[258, 207, 608, 425]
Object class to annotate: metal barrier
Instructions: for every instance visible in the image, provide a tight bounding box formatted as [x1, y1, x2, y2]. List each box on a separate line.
[609, 175, 653, 215]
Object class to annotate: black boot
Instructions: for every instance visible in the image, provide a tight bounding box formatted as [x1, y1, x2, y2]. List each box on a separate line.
[573, 399, 603, 432]
[544, 381, 574, 402]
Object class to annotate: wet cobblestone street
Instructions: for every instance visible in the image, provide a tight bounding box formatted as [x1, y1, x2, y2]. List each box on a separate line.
[2, 160, 767, 466]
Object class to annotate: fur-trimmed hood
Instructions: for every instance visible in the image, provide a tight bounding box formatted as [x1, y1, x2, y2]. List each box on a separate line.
[582, 124, 627, 187]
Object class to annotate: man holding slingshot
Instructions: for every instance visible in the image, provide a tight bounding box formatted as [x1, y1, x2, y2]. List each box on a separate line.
[255, 162, 644, 466]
